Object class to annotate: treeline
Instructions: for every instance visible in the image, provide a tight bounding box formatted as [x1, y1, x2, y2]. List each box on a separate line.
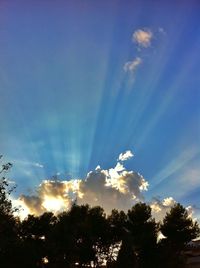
[0, 160, 199, 268]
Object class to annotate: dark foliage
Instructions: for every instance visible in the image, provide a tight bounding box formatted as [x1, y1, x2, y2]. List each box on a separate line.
[158, 203, 200, 268]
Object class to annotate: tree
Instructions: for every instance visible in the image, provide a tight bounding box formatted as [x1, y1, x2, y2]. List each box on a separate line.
[85, 206, 111, 267]
[116, 203, 158, 268]
[48, 204, 113, 268]
[0, 156, 19, 267]
[0, 158, 14, 215]
[116, 234, 137, 268]
[107, 209, 127, 267]
[18, 212, 56, 268]
[159, 203, 200, 268]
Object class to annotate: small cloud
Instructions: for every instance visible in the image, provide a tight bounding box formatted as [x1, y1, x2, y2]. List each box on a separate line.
[186, 206, 195, 218]
[12, 159, 44, 169]
[34, 162, 44, 168]
[95, 165, 101, 170]
[162, 197, 176, 206]
[118, 150, 134, 161]
[123, 57, 142, 74]
[150, 197, 177, 221]
[132, 29, 153, 48]
[158, 27, 166, 35]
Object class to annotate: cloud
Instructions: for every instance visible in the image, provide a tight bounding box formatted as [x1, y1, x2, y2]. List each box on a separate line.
[13, 151, 197, 223]
[186, 206, 195, 218]
[123, 57, 142, 74]
[150, 197, 199, 226]
[132, 29, 153, 48]
[12, 159, 44, 168]
[158, 27, 165, 34]
[19, 179, 79, 215]
[123, 28, 153, 80]
[78, 163, 148, 212]
[150, 197, 177, 221]
[34, 163, 44, 168]
[118, 150, 134, 161]
[16, 153, 148, 217]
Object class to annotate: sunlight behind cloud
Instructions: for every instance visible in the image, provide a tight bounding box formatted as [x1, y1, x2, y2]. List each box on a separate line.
[15, 151, 149, 217]
[42, 196, 67, 212]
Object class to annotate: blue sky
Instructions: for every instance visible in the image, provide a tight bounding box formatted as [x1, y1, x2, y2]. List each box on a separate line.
[0, 1, 199, 216]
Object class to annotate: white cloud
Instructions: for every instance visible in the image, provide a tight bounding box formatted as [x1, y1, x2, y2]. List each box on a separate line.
[150, 197, 198, 224]
[162, 197, 176, 207]
[186, 206, 195, 218]
[13, 159, 44, 168]
[132, 29, 153, 47]
[34, 163, 44, 168]
[118, 150, 134, 161]
[150, 197, 176, 221]
[123, 57, 142, 73]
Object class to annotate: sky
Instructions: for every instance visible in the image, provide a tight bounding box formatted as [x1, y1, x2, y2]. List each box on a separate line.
[0, 0, 200, 219]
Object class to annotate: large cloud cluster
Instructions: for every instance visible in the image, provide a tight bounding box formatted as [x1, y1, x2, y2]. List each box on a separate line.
[78, 162, 148, 212]
[18, 151, 149, 216]
[15, 150, 197, 222]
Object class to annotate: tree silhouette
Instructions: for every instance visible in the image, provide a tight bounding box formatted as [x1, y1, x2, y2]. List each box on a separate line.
[0, 157, 19, 267]
[17, 212, 56, 268]
[115, 203, 159, 268]
[107, 209, 127, 267]
[159, 203, 200, 268]
[127, 203, 158, 268]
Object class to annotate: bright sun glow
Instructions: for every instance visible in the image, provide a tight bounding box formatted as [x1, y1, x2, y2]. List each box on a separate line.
[42, 196, 66, 212]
